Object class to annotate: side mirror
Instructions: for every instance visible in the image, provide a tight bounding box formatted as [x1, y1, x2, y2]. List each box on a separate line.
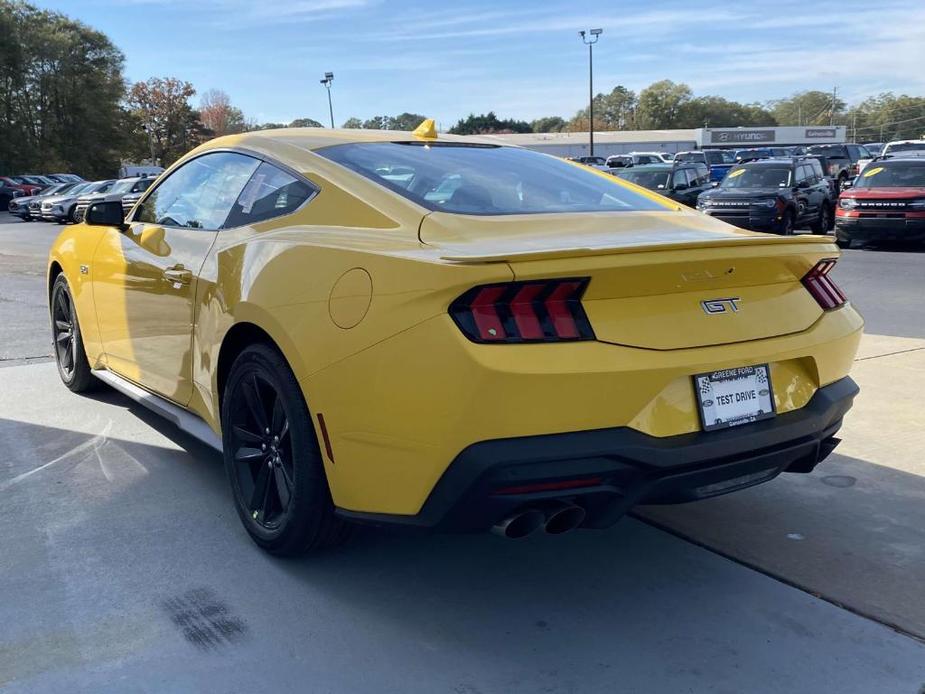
[842, 178, 854, 189]
[85, 200, 126, 229]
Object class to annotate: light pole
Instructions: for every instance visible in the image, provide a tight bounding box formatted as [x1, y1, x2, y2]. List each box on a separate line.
[320, 72, 335, 128]
[579, 28, 602, 156]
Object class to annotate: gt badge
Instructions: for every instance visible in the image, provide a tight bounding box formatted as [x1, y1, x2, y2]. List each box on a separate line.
[701, 297, 741, 314]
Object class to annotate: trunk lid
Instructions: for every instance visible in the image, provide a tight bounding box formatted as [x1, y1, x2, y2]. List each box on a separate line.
[421, 210, 834, 350]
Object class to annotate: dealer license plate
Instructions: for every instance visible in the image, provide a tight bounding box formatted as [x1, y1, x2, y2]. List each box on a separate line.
[693, 365, 775, 432]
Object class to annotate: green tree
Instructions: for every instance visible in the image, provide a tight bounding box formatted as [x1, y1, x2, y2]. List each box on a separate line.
[0, 0, 129, 177]
[531, 116, 568, 132]
[678, 96, 776, 128]
[289, 117, 324, 128]
[359, 113, 427, 130]
[127, 77, 205, 167]
[449, 112, 531, 134]
[771, 90, 846, 126]
[342, 117, 363, 128]
[846, 92, 925, 142]
[635, 80, 693, 129]
[570, 86, 637, 131]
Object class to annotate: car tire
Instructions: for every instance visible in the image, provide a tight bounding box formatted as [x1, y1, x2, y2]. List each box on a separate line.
[779, 210, 795, 235]
[810, 204, 832, 235]
[835, 236, 853, 249]
[221, 343, 352, 556]
[50, 274, 96, 393]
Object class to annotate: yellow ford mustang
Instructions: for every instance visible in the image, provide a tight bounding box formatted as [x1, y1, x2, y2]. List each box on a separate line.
[47, 122, 862, 554]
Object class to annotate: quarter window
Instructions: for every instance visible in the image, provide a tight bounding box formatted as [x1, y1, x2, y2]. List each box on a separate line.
[134, 151, 260, 230]
[224, 162, 316, 228]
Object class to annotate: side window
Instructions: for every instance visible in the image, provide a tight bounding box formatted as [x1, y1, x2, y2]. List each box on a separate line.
[133, 179, 154, 193]
[794, 166, 808, 183]
[134, 152, 260, 230]
[810, 160, 824, 179]
[224, 162, 316, 228]
[858, 145, 871, 159]
[695, 164, 709, 185]
[846, 145, 860, 159]
[672, 169, 687, 187]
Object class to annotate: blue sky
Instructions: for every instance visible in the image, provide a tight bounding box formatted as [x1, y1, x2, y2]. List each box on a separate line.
[38, 0, 925, 129]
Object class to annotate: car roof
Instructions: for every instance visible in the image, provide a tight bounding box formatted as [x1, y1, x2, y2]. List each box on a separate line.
[623, 163, 672, 170]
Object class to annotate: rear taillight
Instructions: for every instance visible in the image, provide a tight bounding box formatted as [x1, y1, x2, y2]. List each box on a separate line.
[450, 278, 595, 343]
[801, 259, 847, 310]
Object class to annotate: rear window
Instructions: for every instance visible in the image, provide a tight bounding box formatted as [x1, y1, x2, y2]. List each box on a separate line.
[807, 145, 847, 157]
[853, 162, 925, 188]
[675, 152, 705, 164]
[317, 142, 666, 215]
[616, 169, 670, 190]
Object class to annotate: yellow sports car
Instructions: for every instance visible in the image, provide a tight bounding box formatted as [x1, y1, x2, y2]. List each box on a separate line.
[47, 121, 862, 554]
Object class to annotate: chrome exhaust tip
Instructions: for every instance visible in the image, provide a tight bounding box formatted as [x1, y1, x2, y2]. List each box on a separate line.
[491, 509, 545, 539]
[543, 503, 587, 535]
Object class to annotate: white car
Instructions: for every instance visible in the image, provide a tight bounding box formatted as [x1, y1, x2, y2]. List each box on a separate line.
[881, 140, 925, 157]
[627, 151, 668, 165]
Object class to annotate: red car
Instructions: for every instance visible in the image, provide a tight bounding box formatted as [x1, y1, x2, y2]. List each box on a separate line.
[0, 176, 42, 197]
[835, 157, 925, 247]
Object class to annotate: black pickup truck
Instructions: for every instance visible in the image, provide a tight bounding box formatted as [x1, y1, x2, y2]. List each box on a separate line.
[805, 144, 873, 191]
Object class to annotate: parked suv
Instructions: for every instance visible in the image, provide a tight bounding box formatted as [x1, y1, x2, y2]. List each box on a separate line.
[805, 144, 872, 191]
[615, 162, 712, 207]
[40, 180, 114, 223]
[7, 183, 70, 220]
[675, 150, 735, 182]
[74, 176, 155, 222]
[697, 157, 835, 235]
[835, 157, 925, 247]
[0, 179, 25, 211]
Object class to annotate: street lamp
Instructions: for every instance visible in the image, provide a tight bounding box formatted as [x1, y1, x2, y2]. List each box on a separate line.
[320, 71, 335, 128]
[579, 28, 602, 156]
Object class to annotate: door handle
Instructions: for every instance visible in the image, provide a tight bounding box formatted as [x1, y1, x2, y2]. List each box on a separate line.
[163, 265, 192, 285]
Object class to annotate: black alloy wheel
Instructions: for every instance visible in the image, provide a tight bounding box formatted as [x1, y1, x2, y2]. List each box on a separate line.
[222, 343, 351, 555]
[229, 369, 295, 531]
[811, 204, 832, 235]
[50, 274, 95, 392]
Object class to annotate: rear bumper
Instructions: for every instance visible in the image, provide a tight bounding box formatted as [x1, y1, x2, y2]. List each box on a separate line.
[337, 377, 858, 532]
[835, 216, 925, 242]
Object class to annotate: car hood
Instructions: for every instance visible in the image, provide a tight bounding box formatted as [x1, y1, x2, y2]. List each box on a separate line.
[843, 187, 925, 199]
[701, 188, 782, 200]
[42, 193, 79, 204]
[418, 209, 819, 263]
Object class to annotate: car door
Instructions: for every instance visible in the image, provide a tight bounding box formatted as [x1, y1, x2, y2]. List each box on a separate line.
[91, 151, 261, 404]
[792, 165, 813, 224]
[668, 167, 690, 204]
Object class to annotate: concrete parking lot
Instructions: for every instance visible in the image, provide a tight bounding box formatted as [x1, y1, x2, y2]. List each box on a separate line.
[2, 213, 924, 693]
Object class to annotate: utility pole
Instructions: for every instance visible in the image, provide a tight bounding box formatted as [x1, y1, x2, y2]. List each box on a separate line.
[320, 72, 335, 128]
[830, 85, 838, 126]
[579, 29, 602, 156]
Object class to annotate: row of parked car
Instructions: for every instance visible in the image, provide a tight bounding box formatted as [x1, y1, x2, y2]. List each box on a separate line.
[598, 138, 925, 247]
[7, 175, 156, 223]
[0, 173, 85, 211]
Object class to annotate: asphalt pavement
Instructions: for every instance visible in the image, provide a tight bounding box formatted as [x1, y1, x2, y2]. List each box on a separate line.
[2, 212, 925, 693]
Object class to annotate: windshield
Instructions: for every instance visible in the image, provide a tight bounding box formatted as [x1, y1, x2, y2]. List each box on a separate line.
[884, 142, 925, 154]
[720, 166, 792, 188]
[853, 162, 925, 188]
[63, 183, 92, 195]
[675, 152, 705, 164]
[317, 142, 667, 215]
[734, 149, 769, 160]
[616, 170, 671, 190]
[110, 179, 138, 194]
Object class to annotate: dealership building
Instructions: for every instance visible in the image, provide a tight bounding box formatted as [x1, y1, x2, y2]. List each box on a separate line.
[485, 126, 848, 157]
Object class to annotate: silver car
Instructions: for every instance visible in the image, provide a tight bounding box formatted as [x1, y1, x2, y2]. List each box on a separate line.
[40, 180, 115, 223]
[74, 176, 155, 222]
[8, 183, 71, 220]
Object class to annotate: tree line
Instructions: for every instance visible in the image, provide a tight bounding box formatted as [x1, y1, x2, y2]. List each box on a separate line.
[2, 0, 923, 177]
